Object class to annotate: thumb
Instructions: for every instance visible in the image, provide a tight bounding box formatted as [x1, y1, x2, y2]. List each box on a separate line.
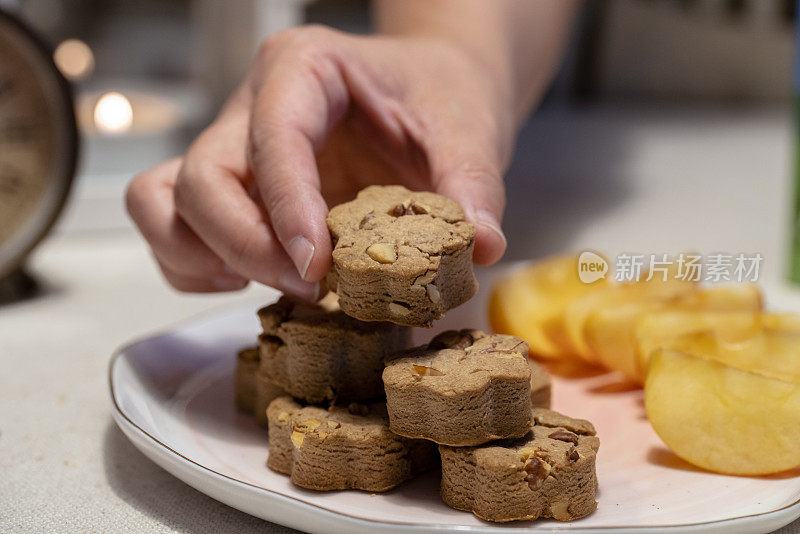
[432, 144, 507, 265]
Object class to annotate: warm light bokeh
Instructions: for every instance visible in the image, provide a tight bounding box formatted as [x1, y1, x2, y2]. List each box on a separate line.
[93, 92, 133, 135]
[53, 39, 94, 81]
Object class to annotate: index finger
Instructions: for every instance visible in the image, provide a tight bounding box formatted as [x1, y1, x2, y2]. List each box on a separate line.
[174, 87, 321, 300]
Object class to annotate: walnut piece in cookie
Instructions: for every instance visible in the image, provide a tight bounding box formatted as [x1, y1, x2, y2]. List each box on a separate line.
[439, 407, 600, 523]
[258, 295, 408, 404]
[326, 185, 478, 327]
[383, 329, 532, 446]
[266, 396, 437, 492]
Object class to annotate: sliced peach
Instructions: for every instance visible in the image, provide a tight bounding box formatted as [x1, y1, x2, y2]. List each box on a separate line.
[489, 256, 606, 360]
[645, 349, 800, 475]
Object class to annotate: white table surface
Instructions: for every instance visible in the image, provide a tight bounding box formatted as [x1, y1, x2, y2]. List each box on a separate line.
[2, 103, 800, 533]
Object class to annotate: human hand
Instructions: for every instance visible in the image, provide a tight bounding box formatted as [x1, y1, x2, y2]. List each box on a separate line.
[126, 25, 514, 300]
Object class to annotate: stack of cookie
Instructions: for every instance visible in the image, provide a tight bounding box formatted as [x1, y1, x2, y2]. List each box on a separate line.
[235, 185, 599, 523]
[384, 329, 599, 522]
[234, 293, 406, 427]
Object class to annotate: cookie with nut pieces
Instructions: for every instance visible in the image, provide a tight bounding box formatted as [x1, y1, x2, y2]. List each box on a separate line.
[326, 185, 477, 327]
[235, 347, 260, 414]
[253, 370, 287, 427]
[383, 329, 532, 446]
[234, 346, 287, 427]
[266, 396, 438, 492]
[528, 358, 552, 409]
[258, 295, 408, 403]
[439, 407, 600, 523]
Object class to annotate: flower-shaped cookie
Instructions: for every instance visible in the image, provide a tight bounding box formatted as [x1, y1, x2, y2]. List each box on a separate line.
[258, 295, 407, 403]
[439, 408, 600, 522]
[253, 371, 286, 427]
[528, 358, 552, 409]
[234, 347, 259, 413]
[234, 346, 286, 427]
[326, 185, 477, 327]
[383, 329, 532, 446]
[266, 396, 437, 491]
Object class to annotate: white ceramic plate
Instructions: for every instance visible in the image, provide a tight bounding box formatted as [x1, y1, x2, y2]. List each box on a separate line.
[109, 269, 800, 534]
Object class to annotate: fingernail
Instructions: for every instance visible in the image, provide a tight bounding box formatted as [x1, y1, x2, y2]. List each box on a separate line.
[475, 209, 507, 247]
[280, 266, 320, 301]
[212, 276, 248, 291]
[286, 236, 315, 280]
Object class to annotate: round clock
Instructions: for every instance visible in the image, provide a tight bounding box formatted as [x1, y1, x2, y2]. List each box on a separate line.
[0, 9, 78, 281]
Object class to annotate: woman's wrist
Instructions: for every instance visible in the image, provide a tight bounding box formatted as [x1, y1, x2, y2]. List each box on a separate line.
[372, 41, 519, 167]
[407, 34, 517, 165]
[374, 0, 580, 134]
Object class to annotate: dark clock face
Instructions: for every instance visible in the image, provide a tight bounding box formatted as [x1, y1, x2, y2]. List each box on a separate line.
[0, 10, 77, 278]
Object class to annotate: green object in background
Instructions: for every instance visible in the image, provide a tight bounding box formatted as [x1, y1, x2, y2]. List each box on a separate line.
[793, 112, 800, 282]
[792, 7, 800, 283]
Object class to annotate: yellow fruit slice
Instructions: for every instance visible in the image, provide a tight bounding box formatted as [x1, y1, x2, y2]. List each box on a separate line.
[488, 256, 606, 360]
[645, 349, 800, 475]
[633, 284, 764, 380]
[584, 297, 664, 376]
[586, 284, 760, 382]
[563, 286, 628, 364]
[635, 310, 761, 380]
[672, 283, 762, 311]
[578, 276, 695, 372]
[762, 312, 800, 331]
[666, 324, 800, 385]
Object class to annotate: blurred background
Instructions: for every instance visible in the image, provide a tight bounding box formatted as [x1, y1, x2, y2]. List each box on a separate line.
[1, 0, 794, 286]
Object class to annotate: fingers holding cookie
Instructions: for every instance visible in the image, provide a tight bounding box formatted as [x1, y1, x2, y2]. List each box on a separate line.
[326, 185, 478, 327]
